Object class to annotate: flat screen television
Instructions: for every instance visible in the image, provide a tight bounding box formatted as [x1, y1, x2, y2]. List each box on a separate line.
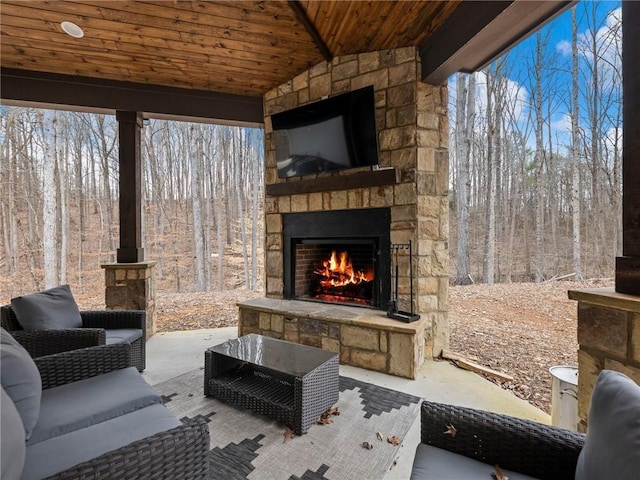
[271, 86, 379, 178]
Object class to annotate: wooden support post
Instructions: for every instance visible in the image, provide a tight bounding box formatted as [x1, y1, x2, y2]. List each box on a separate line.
[616, 2, 640, 294]
[116, 111, 144, 263]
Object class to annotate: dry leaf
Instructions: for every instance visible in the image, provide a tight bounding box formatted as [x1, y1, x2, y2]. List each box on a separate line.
[317, 405, 341, 425]
[492, 465, 509, 480]
[361, 441, 373, 450]
[283, 428, 294, 443]
[443, 424, 457, 437]
[376, 431, 384, 441]
[387, 435, 401, 446]
[326, 406, 340, 416]
[317, 415, 333, 425]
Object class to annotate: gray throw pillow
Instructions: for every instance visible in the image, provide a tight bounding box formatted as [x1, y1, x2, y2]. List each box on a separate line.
[0, 328, 42, 440]
[575, 369, 640, 480]
[1, 386, 26, 479]
[11, 284, 82, 330]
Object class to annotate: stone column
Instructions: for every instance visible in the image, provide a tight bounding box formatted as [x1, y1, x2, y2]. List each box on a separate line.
[568, 288, 640, 432]
[102, 262, 157, 339]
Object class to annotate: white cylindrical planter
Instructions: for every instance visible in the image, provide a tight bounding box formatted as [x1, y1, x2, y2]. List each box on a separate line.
[549, 366, 578, 431]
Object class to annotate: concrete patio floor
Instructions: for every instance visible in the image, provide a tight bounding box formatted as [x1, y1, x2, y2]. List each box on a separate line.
[143, 328, 550, 480]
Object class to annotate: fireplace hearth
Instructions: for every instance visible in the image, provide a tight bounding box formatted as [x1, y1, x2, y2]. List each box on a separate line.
[283, 208, 391, 309]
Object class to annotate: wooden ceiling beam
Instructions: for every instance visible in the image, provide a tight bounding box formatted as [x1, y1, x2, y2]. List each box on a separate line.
[419, 0, 575, 84]
[0, 68, 264, 125]
[288, 0, 333, 62]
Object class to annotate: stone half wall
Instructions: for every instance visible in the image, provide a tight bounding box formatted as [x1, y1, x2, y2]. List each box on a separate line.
[252, 46, 449, 372]
[569, 288, 640, 432]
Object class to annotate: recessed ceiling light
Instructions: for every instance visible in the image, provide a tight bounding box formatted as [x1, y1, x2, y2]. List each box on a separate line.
[61, 21, 84, 38]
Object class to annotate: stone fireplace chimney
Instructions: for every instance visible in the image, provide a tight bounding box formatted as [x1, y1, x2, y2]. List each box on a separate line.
[238, 46, 449, 378]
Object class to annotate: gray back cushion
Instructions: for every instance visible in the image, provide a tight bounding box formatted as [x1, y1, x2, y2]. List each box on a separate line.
[0, 328, 42, 440]
[575, 369, 640, 480]
[1, 387, 26, 479]
[11, 284, 82, 330]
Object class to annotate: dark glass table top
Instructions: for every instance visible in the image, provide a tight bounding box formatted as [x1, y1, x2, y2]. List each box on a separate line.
[208, 334, 337, 378]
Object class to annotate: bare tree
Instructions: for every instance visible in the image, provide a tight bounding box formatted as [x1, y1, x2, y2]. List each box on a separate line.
[570, 6, 583, 280]
[37, 110, 59, 288]
[454, 72, 475, 285]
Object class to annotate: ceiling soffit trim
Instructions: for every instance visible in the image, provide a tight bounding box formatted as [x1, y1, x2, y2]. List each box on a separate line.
[0, 68, 264, 126]
[420, 0, 575, 84]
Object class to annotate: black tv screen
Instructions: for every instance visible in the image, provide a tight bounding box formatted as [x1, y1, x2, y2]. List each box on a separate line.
[271, 86, 379, 178]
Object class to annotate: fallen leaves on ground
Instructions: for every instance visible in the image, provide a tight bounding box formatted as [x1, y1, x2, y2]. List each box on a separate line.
[283, 428, 294, 443]
[361, 441, 373, 450]
[492, 465, 509, 480]
[376, 431, 384, 441]
[387, 435, 401, 446]
[449, 279, 612, 413]
[317, 406, 340, 425]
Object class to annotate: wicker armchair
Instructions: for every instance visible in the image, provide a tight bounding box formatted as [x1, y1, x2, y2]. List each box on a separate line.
[22, 343, 209, 479]
[1, 304, 146, 371]
[413, 400, 586, 480]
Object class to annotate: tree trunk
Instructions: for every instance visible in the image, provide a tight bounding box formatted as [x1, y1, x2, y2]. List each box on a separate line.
[39, 110, 58, 288]
[455, 73, 474, 285]
[570, 6, 583, 280]
[483, 68, 497, 284]
[191, 126, 206, 292]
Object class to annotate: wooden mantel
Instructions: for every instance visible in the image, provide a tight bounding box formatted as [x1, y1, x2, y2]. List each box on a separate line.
[265, 167, 399, 196]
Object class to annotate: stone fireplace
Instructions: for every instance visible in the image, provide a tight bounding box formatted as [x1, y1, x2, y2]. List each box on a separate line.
[238, 46, 449, 379]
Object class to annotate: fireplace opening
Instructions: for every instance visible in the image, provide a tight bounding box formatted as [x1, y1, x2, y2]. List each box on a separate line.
[295, 239, 378, 307]
[283, 208, 391, 309]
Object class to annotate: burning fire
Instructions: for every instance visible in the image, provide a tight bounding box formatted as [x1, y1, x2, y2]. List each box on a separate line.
[314, 250, 373, 287]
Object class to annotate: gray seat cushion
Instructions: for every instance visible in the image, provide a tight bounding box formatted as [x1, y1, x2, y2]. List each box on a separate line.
[10, 284, 82, 330]
[28, 366, 161, 445]
[575, 370, 640, 480]
[105, 328, 142, 345]
[0, 328, 42, 440]
[21, 403, 182, 480]
[410, 443, 539, 480]
[1, 387, 26, 479]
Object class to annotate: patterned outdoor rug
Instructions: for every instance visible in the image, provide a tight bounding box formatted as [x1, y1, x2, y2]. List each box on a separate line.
[153, 368, 421, 480]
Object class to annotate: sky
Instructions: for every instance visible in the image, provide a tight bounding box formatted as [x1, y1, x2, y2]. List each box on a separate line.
[449, 0, 622, 156]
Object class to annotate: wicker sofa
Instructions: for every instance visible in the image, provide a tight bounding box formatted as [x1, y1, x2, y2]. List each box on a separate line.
[411, 370, 640, 480]
[1, 304, 146, 371]
[411, 400, 584, 480]
[1, 330, 209, 479]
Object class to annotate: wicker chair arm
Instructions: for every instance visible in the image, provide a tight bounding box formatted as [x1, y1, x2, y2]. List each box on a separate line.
[45, 418, 210, 480]
[81, 310, 146, 332]
[35, 343, 132, 390]
[1, 304, 22, 330]
[9, 329, 106, 358]
[420, 400, 585, 480]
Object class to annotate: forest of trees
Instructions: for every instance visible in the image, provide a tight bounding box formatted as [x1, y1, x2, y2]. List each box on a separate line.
[450, 3, 622, 284]
[0, 3, 622, 299]
[0, 109, 264, 298]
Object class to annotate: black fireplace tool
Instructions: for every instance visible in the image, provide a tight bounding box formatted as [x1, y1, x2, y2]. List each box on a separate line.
[387, 241, 421, 323]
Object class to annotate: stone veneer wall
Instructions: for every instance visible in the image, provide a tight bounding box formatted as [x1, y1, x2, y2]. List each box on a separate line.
[239, 298, 424, 378]
[257, 46, 449, 361]
[102, 262, 157, 339]
[569, 288, 640, 432]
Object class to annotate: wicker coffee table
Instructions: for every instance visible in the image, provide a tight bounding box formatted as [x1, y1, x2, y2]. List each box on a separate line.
[204, 334, 339, 434]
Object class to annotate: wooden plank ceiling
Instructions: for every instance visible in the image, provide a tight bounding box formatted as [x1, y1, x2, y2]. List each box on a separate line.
[0, 0, 460, 98]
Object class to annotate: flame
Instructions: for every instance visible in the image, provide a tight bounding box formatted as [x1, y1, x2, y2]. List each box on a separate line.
[314, 250, 373, 288]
